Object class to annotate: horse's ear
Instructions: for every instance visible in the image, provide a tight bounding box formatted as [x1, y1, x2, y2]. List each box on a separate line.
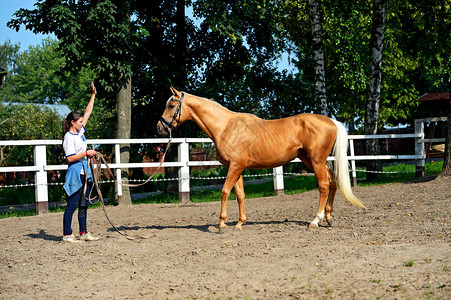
[170, 86, 181, 97]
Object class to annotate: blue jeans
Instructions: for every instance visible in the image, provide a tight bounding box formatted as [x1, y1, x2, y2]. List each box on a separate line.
[63, 175, 92, 236]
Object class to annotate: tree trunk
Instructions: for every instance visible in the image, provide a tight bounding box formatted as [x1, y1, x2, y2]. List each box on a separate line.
[116, 75, 132, 205]
[364, 0, 385, 180]
[115, 0, 132, 205]
[441, 79, 451, 176]
[308, 0, 328, 116]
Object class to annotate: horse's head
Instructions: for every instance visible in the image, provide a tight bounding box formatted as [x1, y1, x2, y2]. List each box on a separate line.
[157, 87, 187, 137]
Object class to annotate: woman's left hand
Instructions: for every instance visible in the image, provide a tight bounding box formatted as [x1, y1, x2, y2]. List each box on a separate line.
[91, 81, 97, 95]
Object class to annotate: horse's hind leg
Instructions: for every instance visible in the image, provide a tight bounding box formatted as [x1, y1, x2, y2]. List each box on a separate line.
[325, 166, 337, 226]
[298, 151, 330, 228]
[309, 162, 330, 229]
[234, 175, 247, 230]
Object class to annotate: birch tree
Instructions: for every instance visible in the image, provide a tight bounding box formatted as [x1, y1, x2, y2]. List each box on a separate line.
[308, 0, 328, 116]
[364, 0, 385, 178]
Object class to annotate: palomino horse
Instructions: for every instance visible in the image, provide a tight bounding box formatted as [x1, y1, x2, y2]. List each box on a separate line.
[157, 87, 366, 233]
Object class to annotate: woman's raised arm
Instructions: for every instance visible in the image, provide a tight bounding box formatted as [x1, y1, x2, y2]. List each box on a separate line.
[82, 82, 97, 126]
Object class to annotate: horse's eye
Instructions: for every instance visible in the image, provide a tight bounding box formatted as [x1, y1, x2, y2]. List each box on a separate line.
[168, 105, 175, 109]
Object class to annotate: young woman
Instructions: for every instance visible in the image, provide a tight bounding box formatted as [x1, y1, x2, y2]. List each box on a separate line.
[61, 82, 99, 243]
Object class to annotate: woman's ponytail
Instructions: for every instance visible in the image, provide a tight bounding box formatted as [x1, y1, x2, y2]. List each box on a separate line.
[62, 119, 70, 140]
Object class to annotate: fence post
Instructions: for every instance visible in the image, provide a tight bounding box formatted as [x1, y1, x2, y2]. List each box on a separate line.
[273, 166, 284, 196]
[34, 145, 48, 214]
[114, 143, 123, 199]
[349, 139, 358, 187]
[414, 119, 425, 177]
[178, 139, 190, 203]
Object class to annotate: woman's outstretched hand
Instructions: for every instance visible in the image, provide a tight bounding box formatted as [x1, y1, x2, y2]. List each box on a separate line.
[91, 81, 97, 95]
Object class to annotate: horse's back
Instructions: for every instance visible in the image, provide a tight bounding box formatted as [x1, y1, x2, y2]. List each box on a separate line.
[217, 112, 336, 168]
[265, 113, 336, 140]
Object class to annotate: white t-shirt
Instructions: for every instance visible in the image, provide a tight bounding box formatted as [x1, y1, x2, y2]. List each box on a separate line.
[63, 126, 88, 174]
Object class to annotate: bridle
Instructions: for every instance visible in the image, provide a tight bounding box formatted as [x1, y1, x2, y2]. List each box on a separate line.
[159, 93, 184, 138]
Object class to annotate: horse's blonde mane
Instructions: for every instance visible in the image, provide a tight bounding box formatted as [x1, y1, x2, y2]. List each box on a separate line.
[166, 91, 231, 115]
[184, 93, 232, 113]
[166, 92, 210, 107]
[189, 93, 217, 104]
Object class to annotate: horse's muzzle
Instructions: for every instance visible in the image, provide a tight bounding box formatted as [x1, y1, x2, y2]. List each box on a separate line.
[156, 121, 169, 136]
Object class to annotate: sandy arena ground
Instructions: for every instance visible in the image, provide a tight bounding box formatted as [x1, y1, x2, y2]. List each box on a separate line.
[1, 176, 450, 299]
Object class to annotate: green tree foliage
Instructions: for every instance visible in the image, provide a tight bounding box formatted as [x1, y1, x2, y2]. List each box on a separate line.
[0, 40, 21, 102]
[0, 38, 111, 138]
[8, 0, 133, 92]
[13, 39, 66, 104]
[190, 0, 306, 119]
[1, 38, 94, 105]
[5, 0, 450, 163]
[320, 1, 371, 127]
[0, 104, 60, 140]
[0, 103, 63, 167]
[386, 0, 450, 119]
[285, 0, 449, 128]
[7, 0, 450, 130]
[8, 0, 134, 134]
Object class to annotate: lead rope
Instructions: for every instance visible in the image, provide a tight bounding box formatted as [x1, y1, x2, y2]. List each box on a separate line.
[84, 138, 172, 240]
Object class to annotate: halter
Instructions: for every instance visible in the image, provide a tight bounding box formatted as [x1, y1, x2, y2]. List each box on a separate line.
[159, 92, 184, 138]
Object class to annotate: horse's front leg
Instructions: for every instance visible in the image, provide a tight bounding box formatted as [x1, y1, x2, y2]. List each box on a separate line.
[234, 175, 246, 230]
[219, 166, 243, 234]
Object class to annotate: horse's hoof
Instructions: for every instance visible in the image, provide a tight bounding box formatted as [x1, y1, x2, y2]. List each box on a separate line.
[308, 223, 319, 230]
[234, 224, 243, 230]
[326, 219, 333, 227]
[219, 226, 227, 234]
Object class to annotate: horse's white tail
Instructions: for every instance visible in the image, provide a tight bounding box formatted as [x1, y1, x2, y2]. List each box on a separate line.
[331, 120, 367, 209]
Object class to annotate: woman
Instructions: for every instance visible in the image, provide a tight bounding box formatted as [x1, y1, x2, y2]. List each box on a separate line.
[61, 82, 99, 243]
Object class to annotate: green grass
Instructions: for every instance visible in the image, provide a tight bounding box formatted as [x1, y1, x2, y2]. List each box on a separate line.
[0, 209, 36, 219]
[0, 205, 66, 219]
[355, 160, 443, 186]
[405, 259, 415, 267]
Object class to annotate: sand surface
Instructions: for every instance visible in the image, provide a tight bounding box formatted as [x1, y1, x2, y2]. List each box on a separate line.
[1, 176, 450, 299]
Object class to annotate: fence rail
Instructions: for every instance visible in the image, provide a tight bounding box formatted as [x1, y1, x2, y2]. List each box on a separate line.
[0, 117, 447, 214]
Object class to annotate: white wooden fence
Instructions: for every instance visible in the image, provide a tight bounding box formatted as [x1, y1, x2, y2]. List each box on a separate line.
[0, 117, 446, 214]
